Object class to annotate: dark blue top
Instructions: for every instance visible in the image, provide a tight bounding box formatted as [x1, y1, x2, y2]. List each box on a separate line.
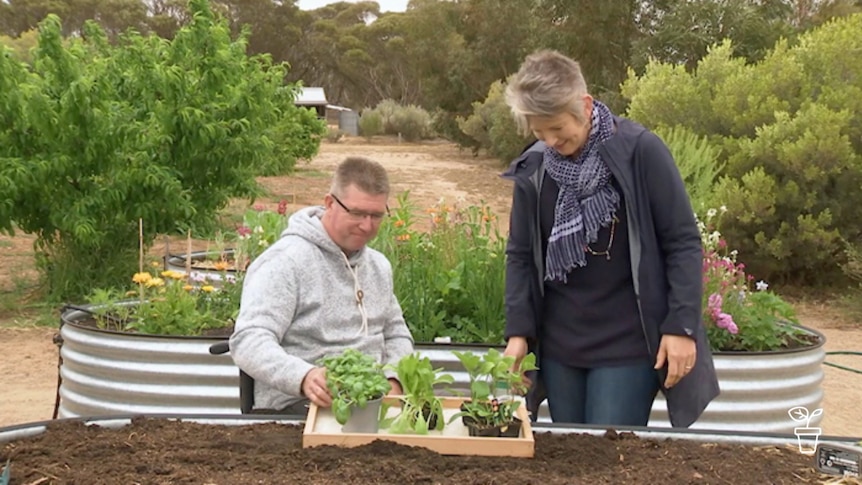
[540, 174, 648, 367]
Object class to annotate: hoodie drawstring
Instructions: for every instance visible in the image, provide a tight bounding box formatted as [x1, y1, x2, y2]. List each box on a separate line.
[341, 251, 369, 336]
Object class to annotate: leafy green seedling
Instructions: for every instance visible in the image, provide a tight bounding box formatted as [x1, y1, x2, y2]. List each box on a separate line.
[319, 349, 390, 425]
[448, 348, 537, 429]
[381, 353, 454, 434]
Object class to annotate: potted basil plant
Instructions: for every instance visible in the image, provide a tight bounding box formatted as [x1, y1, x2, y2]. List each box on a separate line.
[319, 349, 391, 433]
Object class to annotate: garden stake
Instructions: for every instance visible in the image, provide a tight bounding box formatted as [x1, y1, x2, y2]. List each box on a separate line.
[186, 231, 192, 276]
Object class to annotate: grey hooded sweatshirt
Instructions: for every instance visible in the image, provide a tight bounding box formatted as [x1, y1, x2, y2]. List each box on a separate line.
[229, 206, 415, 411]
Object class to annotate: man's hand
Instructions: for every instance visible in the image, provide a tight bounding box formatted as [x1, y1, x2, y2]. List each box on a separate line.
[301, 367, 332, 407]
[503, 336, 532, 390]
[387, 378, 403, 396]
[654, 334, 696, 389]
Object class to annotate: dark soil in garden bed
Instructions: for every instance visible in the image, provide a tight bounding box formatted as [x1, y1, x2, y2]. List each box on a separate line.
[1, 418, 827, 484]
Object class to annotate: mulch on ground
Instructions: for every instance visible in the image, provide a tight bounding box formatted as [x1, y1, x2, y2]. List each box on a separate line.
[0, 418, 830, 484]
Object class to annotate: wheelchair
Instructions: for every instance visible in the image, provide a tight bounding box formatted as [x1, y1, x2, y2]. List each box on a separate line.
[209, 341, 256, 414]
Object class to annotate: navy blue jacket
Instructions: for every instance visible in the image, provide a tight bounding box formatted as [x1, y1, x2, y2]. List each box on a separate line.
[501, 116, 720, 427]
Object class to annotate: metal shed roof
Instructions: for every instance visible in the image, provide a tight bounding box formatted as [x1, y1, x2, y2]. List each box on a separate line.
[295, 87, 328, 106]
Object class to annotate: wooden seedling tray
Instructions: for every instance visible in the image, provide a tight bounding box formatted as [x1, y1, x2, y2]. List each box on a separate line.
[302, 396, 535, 458]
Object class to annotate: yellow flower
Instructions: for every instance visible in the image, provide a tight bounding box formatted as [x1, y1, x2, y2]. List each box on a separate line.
[213, 261, 230, 271]
[183, 285, 194, 291]
[201, 285, 215, 293]
[145, 277, 165, 288]
[161, 270, 185, 280]
[150, 261, 161, 268]
[133, 272, 153, 284]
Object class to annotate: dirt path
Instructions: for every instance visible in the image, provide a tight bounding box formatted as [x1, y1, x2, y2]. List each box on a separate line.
[2, 137, 862, 439]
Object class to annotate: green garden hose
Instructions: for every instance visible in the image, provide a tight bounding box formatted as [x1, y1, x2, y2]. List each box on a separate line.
[824, 351, 862, 375]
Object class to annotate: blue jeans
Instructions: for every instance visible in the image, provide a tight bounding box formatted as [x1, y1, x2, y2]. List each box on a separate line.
[541, 357, 660, 426]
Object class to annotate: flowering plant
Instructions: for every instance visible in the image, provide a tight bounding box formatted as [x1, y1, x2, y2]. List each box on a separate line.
[87, 262, 242, 336]
[700, 207, 810, 352]
[233, 200, 290, 270]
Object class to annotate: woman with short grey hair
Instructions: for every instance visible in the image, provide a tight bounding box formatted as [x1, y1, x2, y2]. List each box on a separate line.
[501, 50, 719, 428]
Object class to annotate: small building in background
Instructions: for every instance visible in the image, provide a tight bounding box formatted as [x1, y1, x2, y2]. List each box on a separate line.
[295, 87, 358, 136]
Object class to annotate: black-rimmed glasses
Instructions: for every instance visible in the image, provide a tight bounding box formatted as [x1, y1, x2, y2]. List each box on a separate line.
[331, 193, 390, 222]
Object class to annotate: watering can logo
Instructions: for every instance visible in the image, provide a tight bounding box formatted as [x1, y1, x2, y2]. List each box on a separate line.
[788, 406, 823, 455]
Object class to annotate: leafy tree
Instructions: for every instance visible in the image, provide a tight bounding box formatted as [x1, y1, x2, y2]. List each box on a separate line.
[632, 0, 794, 72]
[0, 0, 322, 301]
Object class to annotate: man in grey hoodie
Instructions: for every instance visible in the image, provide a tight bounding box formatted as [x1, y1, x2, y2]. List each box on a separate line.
[229, 156, 415, 413]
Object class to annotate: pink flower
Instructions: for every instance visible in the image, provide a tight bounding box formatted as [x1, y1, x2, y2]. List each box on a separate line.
[253, 204, 265, 212]
[716, 313, 739, 335]
[237, 225, 252, 238]
[277, 199, 288, 215]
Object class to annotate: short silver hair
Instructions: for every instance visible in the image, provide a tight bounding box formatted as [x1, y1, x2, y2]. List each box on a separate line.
[330, 156, 390, 196]
[505, 50, 589, 136]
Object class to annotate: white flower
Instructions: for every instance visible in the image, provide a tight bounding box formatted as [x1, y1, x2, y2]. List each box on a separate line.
[756, 280, 769, 292]
[707, 208, 717, 218]
[254, 225, 265, 234]
[720, 205, 728, 213]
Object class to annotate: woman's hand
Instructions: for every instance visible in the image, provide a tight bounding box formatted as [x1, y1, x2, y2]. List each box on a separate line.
[654, 334, 696, 388]
[504, 336, 533, 391]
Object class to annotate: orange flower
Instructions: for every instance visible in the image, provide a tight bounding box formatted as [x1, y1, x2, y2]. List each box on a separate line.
[396, 234, 411, 242]
[393, 219, 405, 228]
[213, 261, 230, 271]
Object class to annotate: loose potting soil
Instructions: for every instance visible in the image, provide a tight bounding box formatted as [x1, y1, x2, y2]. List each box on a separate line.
[0, 418, 830, 484]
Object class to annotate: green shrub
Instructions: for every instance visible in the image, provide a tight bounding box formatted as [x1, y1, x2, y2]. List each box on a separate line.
[711, 104, 862, 283]
[653, 125, 723, 216]
[389, 104, 432, 141]
[622, 14, 862, 283]
[358, 109, 383, 137]
[362, 100, 433, 141]
[458, 78, 531, 164]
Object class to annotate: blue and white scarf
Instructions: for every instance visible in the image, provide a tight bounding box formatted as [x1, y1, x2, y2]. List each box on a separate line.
[544, 100, 618, 283]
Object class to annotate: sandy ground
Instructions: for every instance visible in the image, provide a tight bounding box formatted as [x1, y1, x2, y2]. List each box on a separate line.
[1, 137, 861, 439]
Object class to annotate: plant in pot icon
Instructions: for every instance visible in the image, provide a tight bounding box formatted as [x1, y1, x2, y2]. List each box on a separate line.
[788, 406, 823, 455]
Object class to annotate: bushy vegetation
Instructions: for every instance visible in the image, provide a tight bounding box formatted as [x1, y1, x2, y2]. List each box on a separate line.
[360, 99, 434, 142]
[458, 78, 531, 164]
[622, 14, 862, 284]
[653, 125, 724, 217]
[370, 194, 507, 344]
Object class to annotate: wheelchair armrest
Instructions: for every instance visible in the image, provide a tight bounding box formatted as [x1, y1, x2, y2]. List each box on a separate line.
[209, 341, 230, 355]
